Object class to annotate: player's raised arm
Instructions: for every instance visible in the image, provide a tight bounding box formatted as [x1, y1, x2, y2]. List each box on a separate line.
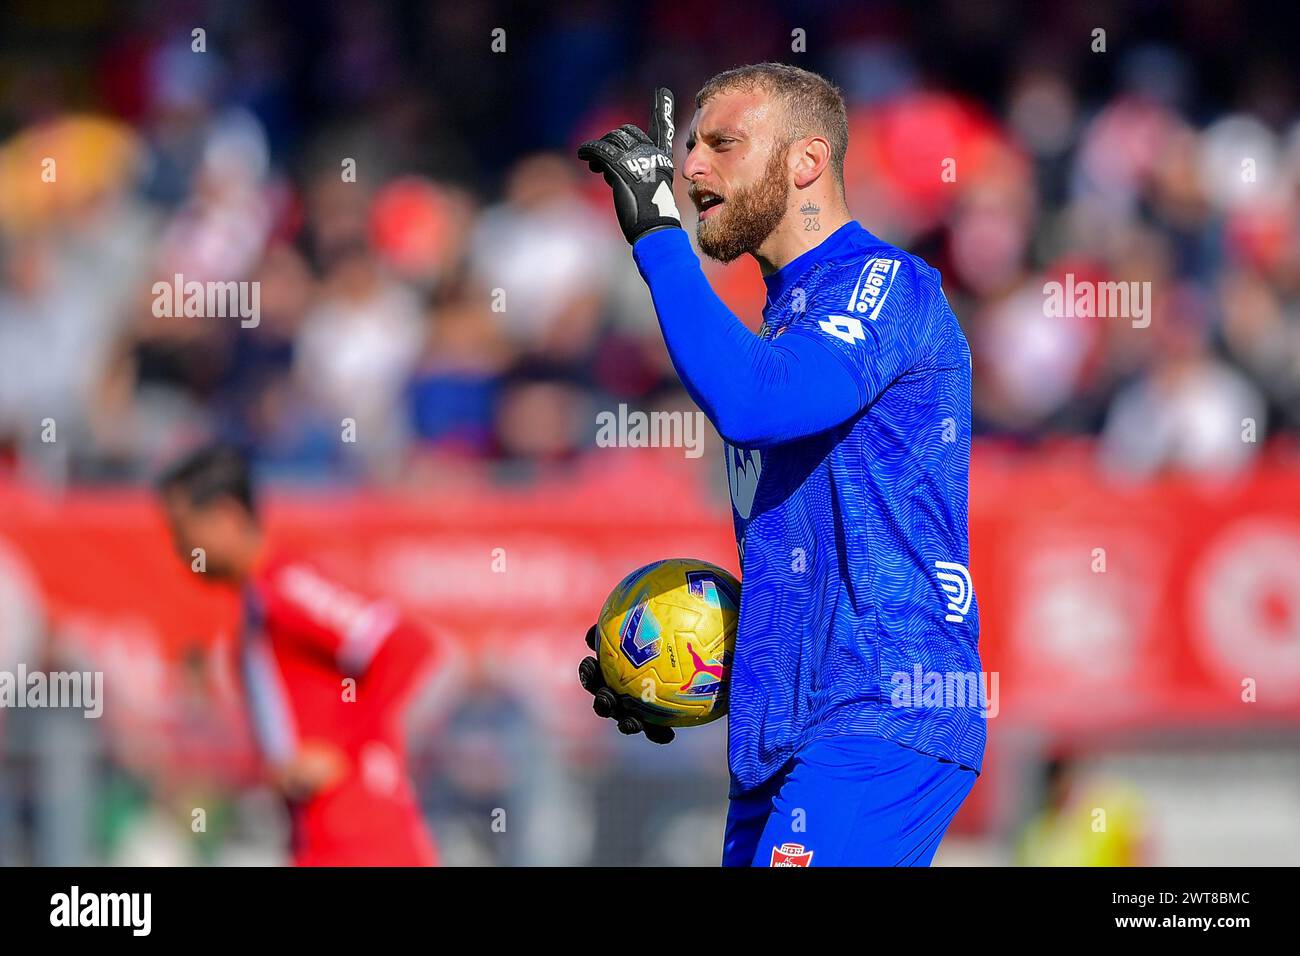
[580, 89, 868, 448]
[578, 88, 684, 243]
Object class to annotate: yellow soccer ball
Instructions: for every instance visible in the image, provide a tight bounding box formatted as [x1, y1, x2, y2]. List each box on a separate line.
[594, 558, 740, 727]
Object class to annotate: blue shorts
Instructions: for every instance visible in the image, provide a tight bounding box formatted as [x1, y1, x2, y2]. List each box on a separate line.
[722, 735, 977, 867]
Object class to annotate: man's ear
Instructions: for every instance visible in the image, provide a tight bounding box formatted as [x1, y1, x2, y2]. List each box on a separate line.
[791, 136, 832, 189]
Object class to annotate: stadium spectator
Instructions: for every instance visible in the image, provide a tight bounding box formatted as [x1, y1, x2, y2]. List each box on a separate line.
[0, 1, 1295, 485]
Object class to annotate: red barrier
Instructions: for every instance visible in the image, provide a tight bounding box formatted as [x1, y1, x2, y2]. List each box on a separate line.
[3, 446, 1300, 781]
[971, 446, 1300, 731]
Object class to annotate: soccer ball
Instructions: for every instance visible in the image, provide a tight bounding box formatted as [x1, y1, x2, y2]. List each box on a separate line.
[593, 558, 740, 727]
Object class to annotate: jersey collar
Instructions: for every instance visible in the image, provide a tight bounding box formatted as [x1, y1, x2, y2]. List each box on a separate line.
[762, 220, 868, 315]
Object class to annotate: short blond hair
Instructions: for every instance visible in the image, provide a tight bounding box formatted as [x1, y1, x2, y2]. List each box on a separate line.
[697, 62, 849, 185]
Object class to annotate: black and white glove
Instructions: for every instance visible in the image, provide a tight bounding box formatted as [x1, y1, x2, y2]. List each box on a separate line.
[578, 624, 676, 744]
[577, 87, 682, 245]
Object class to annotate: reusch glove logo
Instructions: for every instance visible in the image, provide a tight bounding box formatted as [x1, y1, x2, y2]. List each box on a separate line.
[624, 153, 673, 178]
[657, 92, 675, 152]
[578, 87, 683, 244]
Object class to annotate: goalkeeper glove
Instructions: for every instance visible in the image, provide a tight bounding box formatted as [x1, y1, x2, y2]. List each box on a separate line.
[577, 87, 682, 245]
[578, 624, 675, 744]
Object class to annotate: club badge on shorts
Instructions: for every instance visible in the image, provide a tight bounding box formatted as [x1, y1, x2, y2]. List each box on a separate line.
[770, 842, 814, 866]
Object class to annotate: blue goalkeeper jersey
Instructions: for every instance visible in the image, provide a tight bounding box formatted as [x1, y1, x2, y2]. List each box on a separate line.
[634, 221, 985, 795]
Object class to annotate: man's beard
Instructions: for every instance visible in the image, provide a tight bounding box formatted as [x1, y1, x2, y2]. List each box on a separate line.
[696, 146, 790, 263]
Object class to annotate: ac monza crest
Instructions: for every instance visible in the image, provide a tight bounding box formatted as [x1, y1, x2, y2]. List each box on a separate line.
[770, 842, 813, 867]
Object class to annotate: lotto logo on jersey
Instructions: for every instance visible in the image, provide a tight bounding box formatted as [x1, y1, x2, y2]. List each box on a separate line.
[851, 257, 900, 319]
[770, 842, 814, 867]
[818, 314, 866, 344]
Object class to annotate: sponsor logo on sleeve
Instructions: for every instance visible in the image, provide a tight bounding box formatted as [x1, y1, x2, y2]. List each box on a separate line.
[848, 257, 900, 320]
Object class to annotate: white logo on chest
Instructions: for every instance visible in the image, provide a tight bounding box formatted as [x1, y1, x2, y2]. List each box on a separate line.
[934, 561, 974, 623]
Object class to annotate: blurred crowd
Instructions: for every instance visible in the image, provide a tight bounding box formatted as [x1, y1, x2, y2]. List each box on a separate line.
[1, 0, 1299, 488]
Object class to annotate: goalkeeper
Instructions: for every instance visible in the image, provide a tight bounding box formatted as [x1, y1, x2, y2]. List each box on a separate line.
[578, 63, 985, 866]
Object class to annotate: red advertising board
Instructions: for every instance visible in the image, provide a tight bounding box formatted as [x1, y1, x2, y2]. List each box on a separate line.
[2, 446, 1299, 780]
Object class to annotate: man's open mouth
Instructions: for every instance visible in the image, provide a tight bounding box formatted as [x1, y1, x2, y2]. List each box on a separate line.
[696, 192, 726, 220]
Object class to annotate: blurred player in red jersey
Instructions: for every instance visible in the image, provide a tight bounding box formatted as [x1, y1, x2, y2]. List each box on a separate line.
[158, 445, 440, 866]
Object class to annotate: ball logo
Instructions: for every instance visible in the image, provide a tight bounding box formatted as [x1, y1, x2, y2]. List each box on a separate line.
[677, 642, 730, 697]
[770, 842, 814, 866]
[685, 569, 740, 610]
[618, 596, 662, 667]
